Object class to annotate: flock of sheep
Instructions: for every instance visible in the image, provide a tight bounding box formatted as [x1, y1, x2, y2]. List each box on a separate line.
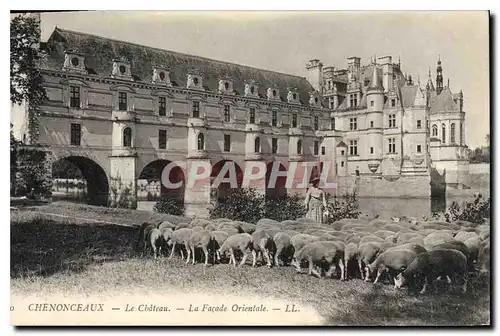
[136, 215, 490, 294]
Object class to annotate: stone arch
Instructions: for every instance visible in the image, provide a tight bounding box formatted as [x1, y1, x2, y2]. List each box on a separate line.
[265, 161, 287, 199]
[441, 123, 446, 143]
[211, 159, 244, 200]
[123, 127, 132, 147]
[138, 159, 185, 203]
[450, 123, 456, 144]
[432, 124, 438, 137]
[51, 155, 109, 206]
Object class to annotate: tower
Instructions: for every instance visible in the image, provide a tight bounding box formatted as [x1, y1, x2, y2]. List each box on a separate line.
[436, 55, 443, 95]
[306, 59, 323, 93]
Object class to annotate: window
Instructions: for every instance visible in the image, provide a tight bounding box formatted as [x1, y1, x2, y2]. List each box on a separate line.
[341, 161, 344, 167]
[370, 147, 374, 154]
[341, 150, 345, 155]
[451, 123, 456, 143]
[370, 100, 374, 107]
[249, 108, 256, 124]
[442, 124, 446, 143]
[314, 116, 319, 130]
[271, 110, 278, 127]
[329, 99, 334, 109]
[389, 114, 396, 128]
[297, 140, 302, 155]
[197, 133, 204, 150]
[349, 140, 358, 156]
[292, 114, 298, 128]
[159, 97, 166, 116]
[123, 127, 132, 147]
[415, 119, 422, 129]
[349, 118, 357, 130]
[69, 86, 80, 108]
[118, 92, 127, 111]
[193, 77, 199, 85]
[459, 123, 463, 144]
[388, 138, 396, 153]
[224, 134, 231, 152]
[370, 121, 374, 128]
[192, 101, 200, 118]
[70, 123, 81, 146]
[224, 105, 231, 122]
[350, 94, 358, 107]
[314, 141, 319, 155]
[432, 124, 438, 137]
[159, 130, 167, 149]
[331, 118, 335, 130]
[321, 146, 326, 155]
[391, 99, 396, 107]
[417, 145, 422, 153]
[272, 138, 278, 154]
[254, 137, 260, 153]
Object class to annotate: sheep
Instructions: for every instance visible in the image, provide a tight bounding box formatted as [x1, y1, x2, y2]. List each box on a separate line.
[217, 233, 256, 267]
[394, 249, 468, 294]
[430, 240, 471, 262]
[175, 222, 191, 230]
[256, 218, 280, 227]
[479, 230, 490, 241]
[385, 243, 427, 255]
[190, 218, 213, 228]
[251, 228, 279, 267]
[218, 225, 241, 236]
[146, 228, 163, 259]
[478, 241, 490, 274]
[373, 230, 398, 240]
[365, 249, 418, 284]
[210, 230, 229, 248]
[344, 242, 360, 279]
[158, 221, 176, 231]
[396, 232, 423, 244]
[185, 230, 217, 266]
[291, 233, 321, 252]
[424, 232, 454, 249]
[159, 227, 173, 255]
[168, 228, 194, 260]
[357, 242, 382, 280]
[346, 235, 361, 246]
[359, 235, 385, 245]
[454, 231, 480, 243]
[235, 221, 257, 234]
[382, 224, 409, 233]
[291, 241, 345, 279]
[136, 222, 156, 253]
[273, 232, 294, 266]
[463, 236, 481, 266]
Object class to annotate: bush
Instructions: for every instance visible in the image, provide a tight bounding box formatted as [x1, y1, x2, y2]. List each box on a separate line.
[153, 196, 185, 216]
[324, 192, 361, 224]
[447, 194, 491, 224]
[264, 194, 307, 222]
[13, 147, 52, 200]
[209, 188, 265, 223]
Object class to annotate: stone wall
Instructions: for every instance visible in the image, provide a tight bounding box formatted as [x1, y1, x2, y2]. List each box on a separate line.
[333, 175, 431, 198]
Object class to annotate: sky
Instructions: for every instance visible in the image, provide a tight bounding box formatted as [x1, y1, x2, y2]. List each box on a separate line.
[39, 11, 489, 148]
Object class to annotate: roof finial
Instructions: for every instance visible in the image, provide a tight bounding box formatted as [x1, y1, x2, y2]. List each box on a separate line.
[447, 78, 450, 87]
[417, 75, 421, 86]
[428, 66, 431, 78]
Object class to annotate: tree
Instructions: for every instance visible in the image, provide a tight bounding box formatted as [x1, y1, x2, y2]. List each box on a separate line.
[10, 13, 47, 143]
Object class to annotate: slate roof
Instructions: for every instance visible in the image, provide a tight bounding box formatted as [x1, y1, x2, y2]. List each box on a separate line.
[42, 28, 317, 106]
[429, 87, 461, 113]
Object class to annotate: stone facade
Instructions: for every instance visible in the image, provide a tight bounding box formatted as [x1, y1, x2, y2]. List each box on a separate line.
[12, 28, 470, 216]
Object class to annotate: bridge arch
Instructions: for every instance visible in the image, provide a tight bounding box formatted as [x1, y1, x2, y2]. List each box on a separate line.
[265, 161, 287, 199]
[211, 159, 244, 200]
[51, 155, 109, 206]
[138, 159, 186, 204]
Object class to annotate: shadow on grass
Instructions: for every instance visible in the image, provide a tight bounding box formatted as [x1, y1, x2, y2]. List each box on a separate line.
[11, 217, 140, 279]
[325, 274, 491, 326]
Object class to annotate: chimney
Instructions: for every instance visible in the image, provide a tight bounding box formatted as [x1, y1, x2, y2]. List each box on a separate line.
[347, 57, 361, 82]
[379, 56, 393, 92]
[306, 59, 323, 94]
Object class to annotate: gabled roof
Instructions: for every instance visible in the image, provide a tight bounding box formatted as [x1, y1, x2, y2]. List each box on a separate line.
[366, 64, 384, 92]
[430, 87, 460, 113]
[337, 140, 348, 148]
[42, 28, 317, 106]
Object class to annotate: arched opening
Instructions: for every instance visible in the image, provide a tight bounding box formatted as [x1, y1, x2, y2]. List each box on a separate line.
[138, 160, 185, 204]
[254, 136, 260, 153]
[297, 139, 302, 155]
[441, 124, 446, 143]
[51, 156, 109, 206]
[123, 127, 132, 147]
[265, 161, 287, 199]
[450, 123, 456, 144]
[197, 133, 205, 150]
[432, 124, 438, 137]
[211, 160, 243, 200]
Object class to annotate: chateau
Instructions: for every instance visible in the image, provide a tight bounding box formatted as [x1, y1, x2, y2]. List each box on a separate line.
[13, 27, 470, 216]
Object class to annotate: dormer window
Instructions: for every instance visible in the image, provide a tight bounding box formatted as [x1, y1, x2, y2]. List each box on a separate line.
[218, 79, 234, 95]
[251, 86, 255, 94]
[62, 50, 86, 74]
[267, 87, 280, 101]
[245, 81, 259, 97]
[152, 66, 172, 86]
[112, 58, 132, 80]
[273, 90, 277, 97]
[287, 89, 301, 104]
[187, 72, 203, 90]
[309, 92, 321, 107]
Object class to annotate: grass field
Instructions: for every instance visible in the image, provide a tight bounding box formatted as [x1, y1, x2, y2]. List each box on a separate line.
[10, 202, 491, 326]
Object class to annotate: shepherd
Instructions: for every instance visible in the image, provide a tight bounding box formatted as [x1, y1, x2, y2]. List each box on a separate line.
[304, 177, 328, 223]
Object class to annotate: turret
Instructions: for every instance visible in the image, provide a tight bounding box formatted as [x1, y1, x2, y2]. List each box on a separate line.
[366, 61, 384, 111]
[436, 55, 443, 95]
[379, 56, 394, 92]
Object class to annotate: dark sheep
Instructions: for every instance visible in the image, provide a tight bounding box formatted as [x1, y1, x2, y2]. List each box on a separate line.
[136, 222, 156, 253]
[394, 249, 468, 294]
